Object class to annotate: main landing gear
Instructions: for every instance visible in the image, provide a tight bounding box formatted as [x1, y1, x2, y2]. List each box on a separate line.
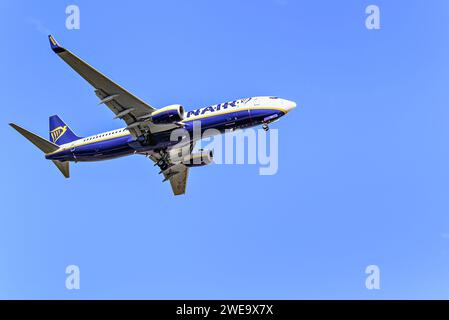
[152, 149, 181, 182]
[153, 149, 171, 171]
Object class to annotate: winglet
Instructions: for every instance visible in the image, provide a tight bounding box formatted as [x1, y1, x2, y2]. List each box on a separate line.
[48, 35, 65, 53]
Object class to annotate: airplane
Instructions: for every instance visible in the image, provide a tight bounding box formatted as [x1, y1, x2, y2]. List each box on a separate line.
[9, 35, 296, 195]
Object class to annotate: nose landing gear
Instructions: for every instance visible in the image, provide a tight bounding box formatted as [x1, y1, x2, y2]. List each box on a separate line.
[262, 123, 269, 131]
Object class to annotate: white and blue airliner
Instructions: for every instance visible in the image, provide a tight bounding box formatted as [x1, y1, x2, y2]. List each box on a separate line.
[10, 35, 296, 195]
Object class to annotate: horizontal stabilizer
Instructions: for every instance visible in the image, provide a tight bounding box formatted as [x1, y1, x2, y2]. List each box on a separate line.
[52, 160, 70, 178]
[9, 123, 59, 154]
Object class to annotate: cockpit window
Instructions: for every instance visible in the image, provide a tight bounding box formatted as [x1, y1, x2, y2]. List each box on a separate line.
[269, 96, 278, 99]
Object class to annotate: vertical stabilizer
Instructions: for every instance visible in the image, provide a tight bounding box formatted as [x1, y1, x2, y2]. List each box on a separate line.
[49, 115, 81, 145]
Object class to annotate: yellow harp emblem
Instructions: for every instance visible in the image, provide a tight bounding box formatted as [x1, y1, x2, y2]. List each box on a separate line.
[50, 125, 68, 143]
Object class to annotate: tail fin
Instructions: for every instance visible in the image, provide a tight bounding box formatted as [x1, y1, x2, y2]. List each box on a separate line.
[49, 115, 81, 145]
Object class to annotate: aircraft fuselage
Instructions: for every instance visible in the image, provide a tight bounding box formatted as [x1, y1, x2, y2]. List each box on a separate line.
[45, 96, 296, 162]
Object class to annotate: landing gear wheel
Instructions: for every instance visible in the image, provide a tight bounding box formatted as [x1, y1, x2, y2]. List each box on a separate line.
[262, 123, 269, 131]
[153, 149, 170, 168]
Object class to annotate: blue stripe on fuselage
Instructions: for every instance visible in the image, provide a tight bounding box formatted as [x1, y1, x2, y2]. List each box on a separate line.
[46, 108, 285, 162]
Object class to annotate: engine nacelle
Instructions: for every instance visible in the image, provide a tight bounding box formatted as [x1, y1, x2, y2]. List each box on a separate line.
[151, 104, 184, 124]
[183, 149, 214, 167]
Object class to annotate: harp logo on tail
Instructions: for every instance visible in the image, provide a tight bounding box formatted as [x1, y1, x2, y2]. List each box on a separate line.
[50, 125, 68, 143]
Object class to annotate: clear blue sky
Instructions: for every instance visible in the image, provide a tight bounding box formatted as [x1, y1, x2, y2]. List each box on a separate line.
[1, 0, 449, 299]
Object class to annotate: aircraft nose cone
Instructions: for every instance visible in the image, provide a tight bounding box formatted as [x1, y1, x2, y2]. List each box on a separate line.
[284, 99, 297, 113]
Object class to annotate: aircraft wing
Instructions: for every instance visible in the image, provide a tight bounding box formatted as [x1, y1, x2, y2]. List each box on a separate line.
[146, 151, 189, 196]
[163, 163, 189, 196]
[48, 35, 177, 137]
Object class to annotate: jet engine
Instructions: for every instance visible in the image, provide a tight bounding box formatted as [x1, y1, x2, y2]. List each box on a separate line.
[151, 104, 184, 124]
[183, 149, 214, 167]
